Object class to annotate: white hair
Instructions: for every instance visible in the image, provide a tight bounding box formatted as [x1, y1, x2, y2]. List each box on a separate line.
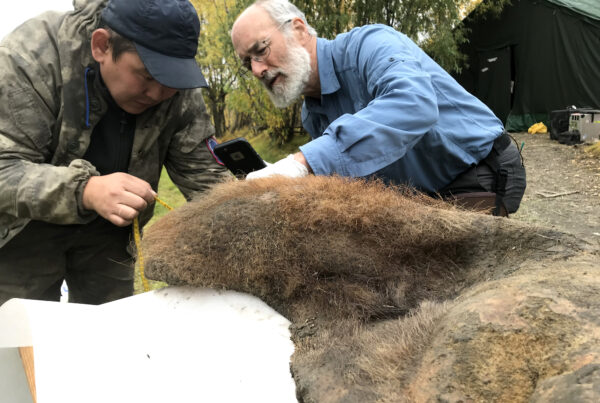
[253, 0, 317, 37]
[262, 42, 312, 107]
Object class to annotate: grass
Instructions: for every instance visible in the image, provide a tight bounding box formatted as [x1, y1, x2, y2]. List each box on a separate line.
[134, 169, 186, 294]
[221, 128, 311, 163]
[147, 169, 187, 225]
[134, 130, 310, 294]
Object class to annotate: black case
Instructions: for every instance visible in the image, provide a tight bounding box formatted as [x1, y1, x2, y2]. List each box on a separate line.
[549, 109, 572, 140]
[213, 137, 266, 178]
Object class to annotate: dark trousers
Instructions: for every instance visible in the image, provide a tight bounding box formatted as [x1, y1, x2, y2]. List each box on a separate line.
[441, 139, 527, 214]
[0, 218, 134, 305]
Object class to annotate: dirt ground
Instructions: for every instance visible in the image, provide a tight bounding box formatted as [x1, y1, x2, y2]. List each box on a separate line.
[510, 132, 600, 248]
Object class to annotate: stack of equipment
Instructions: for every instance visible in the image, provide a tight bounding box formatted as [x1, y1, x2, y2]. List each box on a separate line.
[549, 107, 600, 145]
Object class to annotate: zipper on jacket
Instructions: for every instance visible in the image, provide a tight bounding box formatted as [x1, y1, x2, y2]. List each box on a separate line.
[114, 111, 128, 172]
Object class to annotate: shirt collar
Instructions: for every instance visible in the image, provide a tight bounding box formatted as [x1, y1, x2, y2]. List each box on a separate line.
[316, 38, 340, 96]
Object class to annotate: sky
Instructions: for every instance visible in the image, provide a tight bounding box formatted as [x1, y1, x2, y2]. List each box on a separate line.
[0, 0, 73, 40]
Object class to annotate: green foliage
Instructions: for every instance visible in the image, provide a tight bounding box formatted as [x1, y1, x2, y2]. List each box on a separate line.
[296, 0, 511, 73]
[471, 0, 512, 19]
[149, 168, 186, 225]
[295, 0, 352, 36]
[249, 130, 311, 162]
[192, 0, 251, 138]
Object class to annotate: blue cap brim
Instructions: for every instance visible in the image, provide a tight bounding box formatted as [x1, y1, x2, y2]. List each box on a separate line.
[135, 43, 207, 89]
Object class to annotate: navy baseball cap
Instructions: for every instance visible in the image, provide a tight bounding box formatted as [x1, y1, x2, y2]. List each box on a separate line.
[101, 0, 207, 89]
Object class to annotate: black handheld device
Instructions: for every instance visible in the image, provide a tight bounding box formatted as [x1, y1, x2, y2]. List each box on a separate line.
[213, 137, 266, 178]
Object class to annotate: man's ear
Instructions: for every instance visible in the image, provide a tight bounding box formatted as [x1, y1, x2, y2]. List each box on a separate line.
[291, 17, 310, 45]
[91, 28, 111, 63]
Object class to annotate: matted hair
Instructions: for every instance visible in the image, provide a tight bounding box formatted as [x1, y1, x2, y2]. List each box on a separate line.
[254, 0, 317, 36]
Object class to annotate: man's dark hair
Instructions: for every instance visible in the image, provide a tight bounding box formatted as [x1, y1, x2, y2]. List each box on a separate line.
[98, 20, 137, 62]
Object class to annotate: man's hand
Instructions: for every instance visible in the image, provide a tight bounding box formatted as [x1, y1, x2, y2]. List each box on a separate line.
[246, 153, 310, 180]
[82, 173, 156, 227]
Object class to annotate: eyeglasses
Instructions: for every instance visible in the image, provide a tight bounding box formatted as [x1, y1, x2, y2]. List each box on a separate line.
[239, 19, 292, 74]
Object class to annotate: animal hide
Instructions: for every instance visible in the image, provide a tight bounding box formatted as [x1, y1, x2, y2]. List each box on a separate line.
[142, 176, 600, 402]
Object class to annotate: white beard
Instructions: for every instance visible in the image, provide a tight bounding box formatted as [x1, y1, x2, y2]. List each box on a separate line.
[261, 42, 311, 108]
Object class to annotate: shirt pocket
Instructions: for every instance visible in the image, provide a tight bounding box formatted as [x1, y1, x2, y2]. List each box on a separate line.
[8, 87, 53, 151]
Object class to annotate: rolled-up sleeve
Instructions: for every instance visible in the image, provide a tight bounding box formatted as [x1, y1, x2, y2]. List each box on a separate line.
[0, 44, 100, 224]
[300, 28, 439, 178]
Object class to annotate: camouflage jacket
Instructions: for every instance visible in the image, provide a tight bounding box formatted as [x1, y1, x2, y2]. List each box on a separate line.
[0, 0, 226, 248]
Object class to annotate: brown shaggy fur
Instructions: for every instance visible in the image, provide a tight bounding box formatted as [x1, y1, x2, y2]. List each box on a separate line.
[142, 176, 598, 402]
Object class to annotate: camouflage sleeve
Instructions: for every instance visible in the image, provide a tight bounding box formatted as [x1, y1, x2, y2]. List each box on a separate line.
[0, 28, 99, 224]
[163, 89, 230, 200]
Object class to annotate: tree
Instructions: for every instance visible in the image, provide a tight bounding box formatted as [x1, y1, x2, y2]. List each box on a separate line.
[298, 0, 510, 73]
[191, 0, 250, 138]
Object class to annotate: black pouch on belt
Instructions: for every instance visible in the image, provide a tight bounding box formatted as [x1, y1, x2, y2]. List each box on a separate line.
[482, 131, 512, 216]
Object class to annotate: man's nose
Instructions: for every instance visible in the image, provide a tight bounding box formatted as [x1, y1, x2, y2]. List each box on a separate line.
[251, 58, 269, 78]
[146, 81, 177, 102]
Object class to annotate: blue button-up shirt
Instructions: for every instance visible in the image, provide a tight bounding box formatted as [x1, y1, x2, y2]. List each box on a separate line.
[299, 24, 504, 192]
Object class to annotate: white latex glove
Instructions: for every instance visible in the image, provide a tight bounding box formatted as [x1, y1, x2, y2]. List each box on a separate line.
[246, 154, 309, 180]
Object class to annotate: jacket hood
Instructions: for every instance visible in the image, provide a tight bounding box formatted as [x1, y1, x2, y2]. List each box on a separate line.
[59, 0, 108, 69]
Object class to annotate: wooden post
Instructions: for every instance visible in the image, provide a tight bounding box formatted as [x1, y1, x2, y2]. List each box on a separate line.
[19, 346, 36, 403]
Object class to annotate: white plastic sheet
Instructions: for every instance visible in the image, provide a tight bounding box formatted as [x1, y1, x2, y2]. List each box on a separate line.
[0, 286, 297, 403]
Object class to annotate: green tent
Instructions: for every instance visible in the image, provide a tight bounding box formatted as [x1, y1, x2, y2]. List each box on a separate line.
[454, 0, 600, 132]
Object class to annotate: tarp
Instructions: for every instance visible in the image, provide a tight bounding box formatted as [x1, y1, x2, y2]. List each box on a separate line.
[546, 0, 600, 21]
[455, 0, 600, 131]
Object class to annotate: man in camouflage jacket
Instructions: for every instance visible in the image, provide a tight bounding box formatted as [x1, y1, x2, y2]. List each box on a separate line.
[0, 0, 227, 304]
